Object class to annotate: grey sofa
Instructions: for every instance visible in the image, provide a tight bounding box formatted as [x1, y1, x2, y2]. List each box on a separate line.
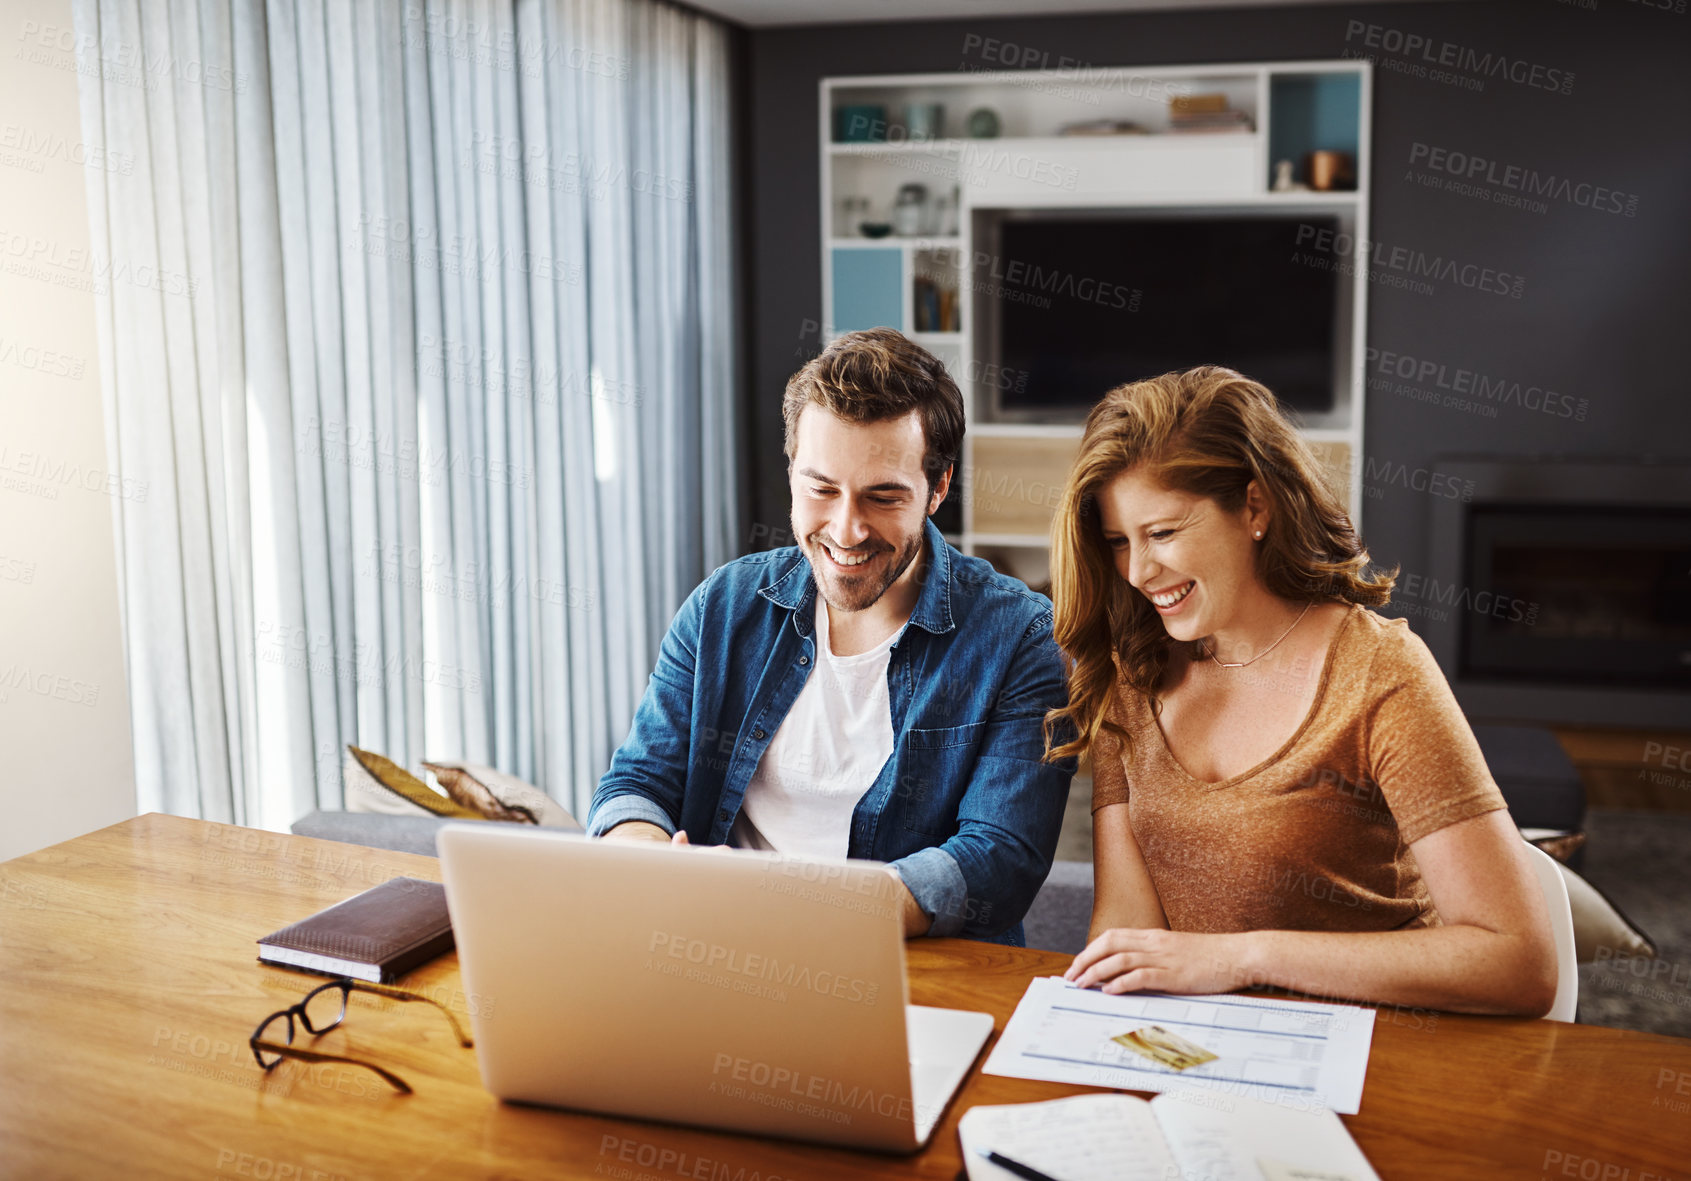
[291, 809, 1100, 955]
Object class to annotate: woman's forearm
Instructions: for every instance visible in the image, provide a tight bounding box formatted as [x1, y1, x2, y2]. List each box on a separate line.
[1088, 895, 1167, 942]
[1226, 923, 1557, 1017]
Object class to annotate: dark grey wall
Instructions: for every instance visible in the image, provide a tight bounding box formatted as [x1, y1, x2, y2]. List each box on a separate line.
[739, 0, 1691, 605]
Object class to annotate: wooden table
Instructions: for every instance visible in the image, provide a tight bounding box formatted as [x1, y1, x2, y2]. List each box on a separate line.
[3, 815, 1689, 1179]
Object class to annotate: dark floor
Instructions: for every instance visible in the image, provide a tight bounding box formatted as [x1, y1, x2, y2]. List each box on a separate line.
[1573, 809, 1691, 1038]
[1053, 798, 1690, 1037]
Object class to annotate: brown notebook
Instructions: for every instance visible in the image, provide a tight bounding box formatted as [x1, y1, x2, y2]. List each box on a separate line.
[257, 877, 453, 983]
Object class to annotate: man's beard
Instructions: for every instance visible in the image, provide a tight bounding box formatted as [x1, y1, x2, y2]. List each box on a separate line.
[802, 526, 925, 613]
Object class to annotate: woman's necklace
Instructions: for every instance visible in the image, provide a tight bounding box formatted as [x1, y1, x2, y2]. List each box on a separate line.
[1198, 602, 1313, 669]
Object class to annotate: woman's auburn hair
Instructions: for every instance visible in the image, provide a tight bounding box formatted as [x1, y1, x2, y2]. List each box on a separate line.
[1043, 366, 1397, 766]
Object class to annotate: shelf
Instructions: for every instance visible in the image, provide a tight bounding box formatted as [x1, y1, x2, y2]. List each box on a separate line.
[1259, 190, 1364, 203]
[967, 533, 1055, 549]
[826, 64, 1273, 90]
[823, 59, 1371, 541]
[827, 66, 1263, 143]
[1300, 427, 1358, 444]
[970, 422, 1357, 443]
[1268, 71, 1363, 192]
[828, 237, 961, 249]
[970, 423, 1085, 438]
[830, 140, 968, 156]
[823, 62, 1331, 91]
[829, 133, 1259, 155]
[831, 135, 1262, 207]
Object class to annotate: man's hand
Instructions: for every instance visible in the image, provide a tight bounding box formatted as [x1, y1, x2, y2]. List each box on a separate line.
[602, 821, 696, 848]
[1065, 928, 1252, 995]
[887, 871, 932, 939]
[605, 828, 925, 933]
[602, 820, 676, 843]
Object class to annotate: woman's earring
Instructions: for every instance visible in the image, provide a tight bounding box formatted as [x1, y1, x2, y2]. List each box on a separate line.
[1254, 530, 1263, 540]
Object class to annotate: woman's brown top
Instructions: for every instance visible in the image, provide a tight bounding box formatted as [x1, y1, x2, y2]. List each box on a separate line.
[1091, 603, 1507, 933]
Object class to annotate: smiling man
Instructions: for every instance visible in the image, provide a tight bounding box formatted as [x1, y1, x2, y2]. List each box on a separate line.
[586, 328, 1073, 944]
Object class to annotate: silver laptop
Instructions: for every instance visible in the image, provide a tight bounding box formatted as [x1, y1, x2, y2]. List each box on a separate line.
[436, 825, 994, 1152]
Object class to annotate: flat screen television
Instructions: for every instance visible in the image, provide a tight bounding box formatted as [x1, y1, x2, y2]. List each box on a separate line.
[984, 213, 1341, 418]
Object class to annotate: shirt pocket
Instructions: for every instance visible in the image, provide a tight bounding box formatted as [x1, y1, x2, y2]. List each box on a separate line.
[891, 721, 985, 838]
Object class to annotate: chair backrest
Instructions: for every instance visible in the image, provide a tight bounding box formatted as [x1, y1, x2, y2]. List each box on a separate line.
[1521, 841, 1578, 1021]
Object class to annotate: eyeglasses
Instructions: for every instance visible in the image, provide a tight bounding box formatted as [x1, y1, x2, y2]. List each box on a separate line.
[249, 977, 474, 1094]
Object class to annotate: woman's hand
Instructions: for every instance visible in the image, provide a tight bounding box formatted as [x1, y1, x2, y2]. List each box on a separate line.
[1064, 928, 1253, 996]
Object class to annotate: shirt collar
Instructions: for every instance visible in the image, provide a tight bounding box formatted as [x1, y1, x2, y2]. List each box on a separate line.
[757, 518, 956, 636]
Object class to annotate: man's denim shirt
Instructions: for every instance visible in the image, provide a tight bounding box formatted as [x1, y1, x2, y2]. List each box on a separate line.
[587, 520, 1075, 945]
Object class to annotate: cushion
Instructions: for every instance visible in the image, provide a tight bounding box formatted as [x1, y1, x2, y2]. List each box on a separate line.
[343, 746, 481, 819]
[1521, 827, 1586, 865]
[423, 763, 541, 823]
[422, 761, 582, 831]
[1022, 861, 1095, 955]
[341, 745, 580, 830]
[1559, 860, 1656, 964]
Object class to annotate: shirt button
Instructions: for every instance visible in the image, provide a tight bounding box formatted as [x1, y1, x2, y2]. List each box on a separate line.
[753, 728, 766, 740]
[717, 809, 730, 821]
[798, 655, 809, 665]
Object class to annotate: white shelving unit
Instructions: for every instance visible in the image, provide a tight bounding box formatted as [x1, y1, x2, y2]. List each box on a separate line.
[820, 60, 1372, 586]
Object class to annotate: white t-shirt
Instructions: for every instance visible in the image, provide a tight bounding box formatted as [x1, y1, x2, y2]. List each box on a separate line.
[728, 596, 901, 859]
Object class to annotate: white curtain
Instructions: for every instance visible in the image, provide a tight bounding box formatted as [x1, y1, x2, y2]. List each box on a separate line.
[73, 0, 738, 830]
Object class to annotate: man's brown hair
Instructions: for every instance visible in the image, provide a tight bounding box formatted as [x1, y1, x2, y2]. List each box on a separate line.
[782, 328, 964, 495]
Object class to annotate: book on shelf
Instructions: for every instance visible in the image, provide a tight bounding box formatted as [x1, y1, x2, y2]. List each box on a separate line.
[1168, 111, 1256, 134]
[1167, 124, 1259, 135]
[1058, 119, 1150, 136]
[913, 278, 958, 333]
[1165, 94, 1254, 135]
[1170, 93, 1231, 115]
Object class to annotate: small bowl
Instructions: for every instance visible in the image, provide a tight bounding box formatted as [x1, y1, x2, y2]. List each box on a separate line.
[858, 222, 894, 239]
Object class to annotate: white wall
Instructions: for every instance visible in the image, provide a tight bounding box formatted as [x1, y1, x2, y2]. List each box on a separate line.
[0, 0, 137, 859]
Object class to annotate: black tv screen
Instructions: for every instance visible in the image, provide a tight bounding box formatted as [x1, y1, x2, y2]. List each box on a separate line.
[992, 215, 1340, 415]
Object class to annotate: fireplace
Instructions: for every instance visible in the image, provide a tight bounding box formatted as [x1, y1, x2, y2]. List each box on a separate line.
[1425, 459, 1691, 727]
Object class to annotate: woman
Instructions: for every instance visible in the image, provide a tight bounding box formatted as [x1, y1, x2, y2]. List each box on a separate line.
[1045, 367, 1556, 1017]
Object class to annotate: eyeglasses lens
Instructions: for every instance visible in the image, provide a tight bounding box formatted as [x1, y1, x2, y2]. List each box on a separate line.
[254, 1012, 293, 1067]
[301, 984, 348, 1034]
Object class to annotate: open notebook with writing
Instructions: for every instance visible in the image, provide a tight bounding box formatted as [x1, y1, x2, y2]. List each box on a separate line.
[959, 1092, 1380, 1181]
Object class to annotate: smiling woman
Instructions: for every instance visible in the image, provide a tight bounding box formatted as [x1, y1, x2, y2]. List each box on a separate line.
[1043, 367, 1560, 1019]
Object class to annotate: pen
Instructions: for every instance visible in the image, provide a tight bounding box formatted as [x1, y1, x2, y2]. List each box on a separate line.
[976, 1148, 1064, 1181]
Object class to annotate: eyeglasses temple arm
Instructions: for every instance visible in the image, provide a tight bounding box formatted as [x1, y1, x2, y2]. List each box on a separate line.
[249, 1039, 414, 1094]
[346, 980, 475, 1046]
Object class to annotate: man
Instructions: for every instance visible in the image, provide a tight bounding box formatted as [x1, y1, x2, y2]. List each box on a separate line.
[587, 328, 1072, 945]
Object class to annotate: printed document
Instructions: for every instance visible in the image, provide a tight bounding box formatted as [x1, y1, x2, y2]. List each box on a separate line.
[982, 977, 1376, 1115]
